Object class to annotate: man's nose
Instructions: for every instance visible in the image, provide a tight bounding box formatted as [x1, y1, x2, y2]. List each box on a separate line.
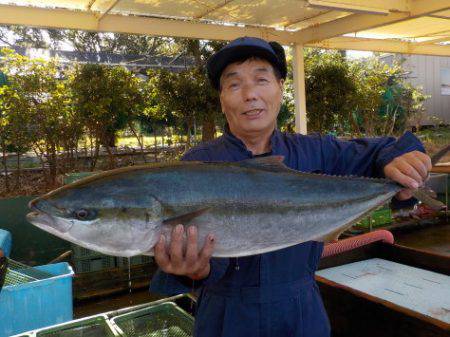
[242, 83, 258, 102]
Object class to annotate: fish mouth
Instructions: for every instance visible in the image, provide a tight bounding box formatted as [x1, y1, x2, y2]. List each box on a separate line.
[27, 199, 73, 233]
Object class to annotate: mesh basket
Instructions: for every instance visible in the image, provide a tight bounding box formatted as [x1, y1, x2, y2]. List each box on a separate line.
[4, 259, 54, 286]
[111, 302, 194, 337]
[36, 316, 117, 337]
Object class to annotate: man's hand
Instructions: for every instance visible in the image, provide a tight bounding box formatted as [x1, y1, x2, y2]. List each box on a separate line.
[383, 150, 432, 200]
[154, 224, 215, 280]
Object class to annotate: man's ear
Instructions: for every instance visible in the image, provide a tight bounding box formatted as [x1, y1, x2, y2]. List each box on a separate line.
[219, 97, 226, 115]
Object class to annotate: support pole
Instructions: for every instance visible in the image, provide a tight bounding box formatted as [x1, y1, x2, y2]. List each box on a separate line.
[292, 44, 307, 134]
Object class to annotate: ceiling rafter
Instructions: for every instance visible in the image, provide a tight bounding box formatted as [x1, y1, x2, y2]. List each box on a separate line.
[284, 10, 351, 29]
[307, 0, 410, 13]
[308, 36, 450, 56]
[296, 0, 450, 43]
[96, 0, 121, 22]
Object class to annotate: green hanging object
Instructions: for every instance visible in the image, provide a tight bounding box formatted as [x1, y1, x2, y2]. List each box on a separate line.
[0, 71, 7, 87]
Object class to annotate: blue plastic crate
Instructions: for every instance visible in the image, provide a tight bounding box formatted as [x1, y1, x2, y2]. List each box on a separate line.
[0, 229, 12, 257]
[0, 262, 74, 337]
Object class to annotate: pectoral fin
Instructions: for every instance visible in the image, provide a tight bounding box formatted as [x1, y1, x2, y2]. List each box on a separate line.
[162, 208, 210, 226]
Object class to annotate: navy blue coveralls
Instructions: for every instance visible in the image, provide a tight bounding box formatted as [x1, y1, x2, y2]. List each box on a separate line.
[150, 128, 424, 337]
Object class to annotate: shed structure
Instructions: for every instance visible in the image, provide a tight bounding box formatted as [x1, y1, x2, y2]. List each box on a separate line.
[0, 0, 449, 133]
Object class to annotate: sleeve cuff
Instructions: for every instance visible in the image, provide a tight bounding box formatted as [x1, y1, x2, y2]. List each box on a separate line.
[375, 131, 425, 176]
[149, 258, 229, 296]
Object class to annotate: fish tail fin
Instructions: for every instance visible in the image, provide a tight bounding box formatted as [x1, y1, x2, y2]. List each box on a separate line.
[412, 188, 446, 211]
[431, 145, 450, 165]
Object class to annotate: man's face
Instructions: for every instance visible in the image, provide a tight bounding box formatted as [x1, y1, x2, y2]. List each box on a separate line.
[219, 58, 284, 137]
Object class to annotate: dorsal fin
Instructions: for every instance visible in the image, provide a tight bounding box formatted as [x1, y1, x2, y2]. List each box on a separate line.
[233, 156, 292, 173]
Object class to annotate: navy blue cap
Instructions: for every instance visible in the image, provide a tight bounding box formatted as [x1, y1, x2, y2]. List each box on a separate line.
[207, 37, 287, 90]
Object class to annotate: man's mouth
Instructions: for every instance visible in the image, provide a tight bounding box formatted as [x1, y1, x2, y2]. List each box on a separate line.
[242, 109, 264, 117]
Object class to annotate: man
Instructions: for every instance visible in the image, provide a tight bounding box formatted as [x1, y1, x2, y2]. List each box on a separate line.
[150, 37, 431, 337]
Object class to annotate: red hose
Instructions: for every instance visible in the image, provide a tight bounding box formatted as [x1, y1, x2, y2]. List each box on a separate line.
[321, 230, 394, 258]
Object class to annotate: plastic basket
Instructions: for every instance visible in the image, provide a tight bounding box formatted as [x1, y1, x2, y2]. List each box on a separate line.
[35, 315, 117, 337]
[111, 302, 194, 337]
[0, 262, 74, 337]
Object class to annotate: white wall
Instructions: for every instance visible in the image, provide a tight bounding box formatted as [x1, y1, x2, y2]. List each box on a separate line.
[402, 54, 450, 125]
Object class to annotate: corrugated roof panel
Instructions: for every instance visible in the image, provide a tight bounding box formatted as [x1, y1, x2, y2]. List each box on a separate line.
[357, 17, 450, 42]
[104, 0, 224, 20]
[202, 0, 322, 28]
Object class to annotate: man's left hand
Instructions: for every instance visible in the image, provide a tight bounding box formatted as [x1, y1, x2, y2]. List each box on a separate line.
[383, 150, 432, 200]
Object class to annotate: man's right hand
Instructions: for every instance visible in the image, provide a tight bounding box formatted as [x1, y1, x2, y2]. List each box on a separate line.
[154, 224, 215, 281]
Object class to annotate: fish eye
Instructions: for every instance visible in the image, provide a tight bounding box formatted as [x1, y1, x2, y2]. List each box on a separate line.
[73, 209, 96, 221]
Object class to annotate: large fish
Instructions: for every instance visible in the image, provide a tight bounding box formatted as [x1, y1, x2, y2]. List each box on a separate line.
[26, 156, 444, 258]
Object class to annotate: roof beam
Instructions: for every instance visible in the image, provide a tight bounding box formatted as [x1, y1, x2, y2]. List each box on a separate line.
[86, 0, 98, 11]
[284, 11, 351, 30]
[416, 30, 450, 45]
[0, 4, 298, 44]
[297, 0, 450, 43]
[308, 36, 450, 56]
[307, 0, 409, 15]
[96, 0, 121, 22]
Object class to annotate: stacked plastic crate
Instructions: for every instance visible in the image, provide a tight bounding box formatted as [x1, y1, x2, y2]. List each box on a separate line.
[116, 255, 153, 268]
[71, 244, 117, 273]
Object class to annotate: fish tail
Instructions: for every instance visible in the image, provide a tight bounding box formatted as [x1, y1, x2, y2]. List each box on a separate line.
[412, 188, 446, 211]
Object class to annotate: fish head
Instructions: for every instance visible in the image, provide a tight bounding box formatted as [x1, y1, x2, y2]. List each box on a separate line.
[26, 179, 164, 257]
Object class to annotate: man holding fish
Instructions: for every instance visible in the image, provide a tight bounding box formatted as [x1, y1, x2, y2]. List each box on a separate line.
[150, 37, 432, 337]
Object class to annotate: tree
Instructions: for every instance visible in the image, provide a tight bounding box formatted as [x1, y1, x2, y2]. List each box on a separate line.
[0, 51, 35, 187]
[349, 58, 411, 136]
[1, 26, 166, 56]
[145, 67, 222, 147]
[0, 48, 82, 184]
[70, 63, 143, 169]
[278, 49, 430, 137]
[170, 39, 225, 141]
[304, 50, 357, 134]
